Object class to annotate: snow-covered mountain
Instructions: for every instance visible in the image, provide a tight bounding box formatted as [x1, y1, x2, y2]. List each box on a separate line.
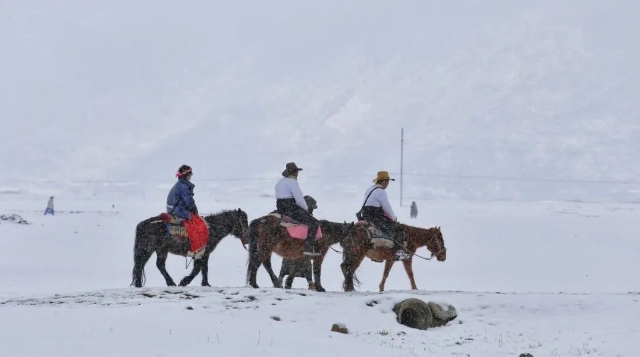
[2, 0, 639, 201]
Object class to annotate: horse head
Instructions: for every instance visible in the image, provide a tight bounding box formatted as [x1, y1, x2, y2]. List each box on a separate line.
[231, 208, 250, 243]
[317, 220, 356, 245]
[342, 220, 356, 235]
[304, 195, 317, 215]
[430, 226, 447, 261]
[402, 224, 446, 261]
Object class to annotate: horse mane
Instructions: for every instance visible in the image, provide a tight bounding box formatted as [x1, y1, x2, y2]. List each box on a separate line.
[403, 224, 438, 234]
[318, 220, 347, 234]
[205, 209, 238, 217]
[403, 224, 441, 247]
[203, 209, 245, 225]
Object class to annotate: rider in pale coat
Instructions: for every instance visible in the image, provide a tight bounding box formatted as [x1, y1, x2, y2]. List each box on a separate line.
[361, 171, 410, 261]
[275, 162, 320, 257]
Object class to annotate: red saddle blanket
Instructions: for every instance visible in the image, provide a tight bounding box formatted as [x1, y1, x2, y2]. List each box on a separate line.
[160, 213, 209, 256]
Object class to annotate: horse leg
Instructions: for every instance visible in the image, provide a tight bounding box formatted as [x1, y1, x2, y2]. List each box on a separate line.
[311, 255, 326, 292]
[132, 248, 154, 288]
[282, 262, 293, 289]
[178, 259, 202, 286]
[199, 253, 212, 287]
[401, 257, 418, 290]
[247, 248, 270, 289]
[284, 274, 294, 289]
[379, 259, 397, 292]
[262, 256, 282, 288]
[155, 250, 177, 286]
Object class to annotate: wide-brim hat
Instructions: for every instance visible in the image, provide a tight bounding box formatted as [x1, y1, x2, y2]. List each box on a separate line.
[282, 162, 303, 177]
[373, 171, 395, 183]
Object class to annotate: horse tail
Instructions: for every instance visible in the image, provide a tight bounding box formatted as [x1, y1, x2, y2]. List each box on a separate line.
[340, 251, 361, 291]
[352, 272, 361, 288]
[131, 216, 159, 287]
[341, 272, 361, 291]
[245, 218, 262, 285]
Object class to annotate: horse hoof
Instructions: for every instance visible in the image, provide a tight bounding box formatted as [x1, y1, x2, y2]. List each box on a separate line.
[284, 285, 292, 289]
[202, 283, 211, 287]
[315, 286, 326, 293]
[167, 282, 177, 287]
[249, 283, 259, 289]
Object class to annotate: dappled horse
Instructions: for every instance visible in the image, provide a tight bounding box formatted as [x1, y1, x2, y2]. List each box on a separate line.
[340, 223, 446, 292]
[131, 209, 249, 287]
[245, 215, 355, 292]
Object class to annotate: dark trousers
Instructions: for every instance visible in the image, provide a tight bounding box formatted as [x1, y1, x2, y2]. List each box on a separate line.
[276, 199, 319, 247]
[362, 206, 404, 243]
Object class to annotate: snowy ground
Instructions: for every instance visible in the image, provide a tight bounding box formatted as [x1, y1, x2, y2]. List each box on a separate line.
[1, 191, 639, 356]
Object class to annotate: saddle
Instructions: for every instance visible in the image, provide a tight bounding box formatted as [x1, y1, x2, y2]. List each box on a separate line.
[368, 223, 396, 249]
[357, 221, 397, 249]
[160, 213, 188, 238]
[268, 212, 322, 240]
[159, 213, 209, 259]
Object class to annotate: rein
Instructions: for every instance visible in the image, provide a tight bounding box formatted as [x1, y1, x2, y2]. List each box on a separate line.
[325, 222, 355, 255]
[230, 215, 248, 251]
[393, 230, 446, 261]
[207, 213, 248, 251]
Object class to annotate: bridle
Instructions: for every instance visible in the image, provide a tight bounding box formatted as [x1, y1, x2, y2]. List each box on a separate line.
[232, 213, 249, 251]
[397, 228, 446, 261]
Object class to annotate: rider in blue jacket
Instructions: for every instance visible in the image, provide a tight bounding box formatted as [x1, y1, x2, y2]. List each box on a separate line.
[167, 165, 198, 220]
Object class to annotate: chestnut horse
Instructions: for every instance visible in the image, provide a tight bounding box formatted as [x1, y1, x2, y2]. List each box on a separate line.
[245, 216, 355, 292]
[340, 224, 446, 292]
[131, 209, 249, 288]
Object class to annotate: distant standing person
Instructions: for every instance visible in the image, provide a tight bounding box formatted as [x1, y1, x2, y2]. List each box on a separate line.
[44, 196, 55, 215]
[410, 201, 418, 219]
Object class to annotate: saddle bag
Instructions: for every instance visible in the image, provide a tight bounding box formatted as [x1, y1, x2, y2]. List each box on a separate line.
[356, 187, 379, 220]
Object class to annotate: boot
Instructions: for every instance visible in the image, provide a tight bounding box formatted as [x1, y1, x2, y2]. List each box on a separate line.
[303, 237, 320, 257]
[394, 249, 411, 261]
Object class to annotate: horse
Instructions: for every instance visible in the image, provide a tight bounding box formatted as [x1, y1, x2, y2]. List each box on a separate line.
[245, 216, 355, 292]
[131, 208, 249, 288]
[340, 223, 446, 292]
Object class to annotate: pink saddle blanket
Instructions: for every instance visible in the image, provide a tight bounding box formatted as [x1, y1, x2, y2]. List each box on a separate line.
[269, 212, 323, 239]
[286, 224, 322, 240]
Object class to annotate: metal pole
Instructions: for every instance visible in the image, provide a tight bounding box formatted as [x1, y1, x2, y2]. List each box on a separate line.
[400, 127, 404, 207]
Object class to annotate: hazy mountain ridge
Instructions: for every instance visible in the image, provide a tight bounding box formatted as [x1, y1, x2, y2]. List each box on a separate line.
[2, 1, 639, 201]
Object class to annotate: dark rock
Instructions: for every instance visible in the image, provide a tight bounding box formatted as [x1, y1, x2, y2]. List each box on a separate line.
[392, 298, 457, 330]
[331, 323, 348, 334]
